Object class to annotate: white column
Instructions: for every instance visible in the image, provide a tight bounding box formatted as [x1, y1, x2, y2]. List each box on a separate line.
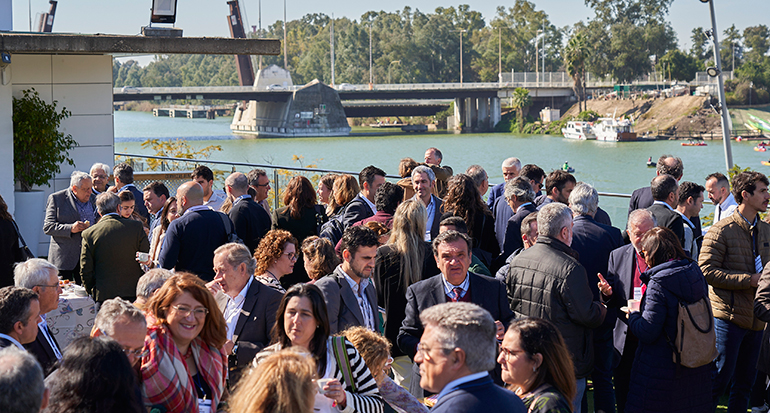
[0, 73, 13, 215]
[490, 97, 501, 129]
[453, 97, 463, 130]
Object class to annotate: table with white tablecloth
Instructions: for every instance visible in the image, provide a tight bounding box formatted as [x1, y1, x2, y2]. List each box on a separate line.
[46, 285, 96, 350]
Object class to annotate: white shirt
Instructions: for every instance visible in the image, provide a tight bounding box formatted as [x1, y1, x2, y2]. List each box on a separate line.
[0, 333, 25, 350]
[223, 277, 253, 340]
[652, 200, 675, 211]
[360, 193, 377, 214]
[715, 193, 738, 223]
[422, 195, 436, 241]
[339, 266, 376, 331]
[205, 189, 227, 212]
[436, 372, 489, 403]
[39, 316, 62, 360]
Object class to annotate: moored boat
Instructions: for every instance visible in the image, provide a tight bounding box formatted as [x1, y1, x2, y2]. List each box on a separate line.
[561, 121, 596, 140]
[682, 140, 707, 147]
[594, 118, 637, 141]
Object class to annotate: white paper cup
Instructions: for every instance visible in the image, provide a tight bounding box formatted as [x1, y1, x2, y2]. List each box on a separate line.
[628, 299, 641, 312]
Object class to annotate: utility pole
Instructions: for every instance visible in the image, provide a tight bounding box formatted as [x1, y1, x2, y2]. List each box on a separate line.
[283, 0, 288, 69]
[705, 0, 733, 169]
[498, 27, 502, 83]
[330, 15, 335, 86]
[459, 29, 467, 84]
[369, 23, 373, 86]
[258, 0, 262, 70]
[542, 20, 545, 82]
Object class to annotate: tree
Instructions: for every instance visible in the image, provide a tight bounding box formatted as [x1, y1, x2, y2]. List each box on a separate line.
[657, 49, 701, 82]
[743, 25, 770, 63]
[583, 0, 673, 25]
[721, 24, 742, 72]
[690, 27, 712, 63]
[511, 87, 532, 123]
[565, 32, 589, 112]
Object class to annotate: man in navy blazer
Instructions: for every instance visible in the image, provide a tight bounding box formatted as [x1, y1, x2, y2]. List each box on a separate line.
[340, 165, 386, 229]
[412, 165, 443, 241]
[224, 173, 271, 254]
[414, 302, 525, 413]
[398, 231, 513, 397]
[210, 243, 282, 383]
[112, 163, 150, 221]
[494, 164, 545, 250]
[486, 157, 521, 209]
[627, 155, 683, 215]
[604, 209, 655, 413]
[647, 174, 686, 247]
[159, 181, 232, 281]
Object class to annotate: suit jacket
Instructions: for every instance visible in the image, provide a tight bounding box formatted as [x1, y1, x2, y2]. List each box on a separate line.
[605, 244, 636, 356]
[44, 188, 96, 271]
[158, 208, 231, 281]
[427, 195, 443, 241]
[647, 202, 686, 247]
[215, 278, 282, 380]
[80, 214, 149, 302]
[0, 337, 14, 349]
[501, 203, 538, 260]
[571, 215, 623, 301]
[120, 184, 150, 221]
[595, 206, 612, 226]
[340, 194, 375, 229]
[229, 196, 271, 255]
[628, 186, 653, 215]
[493, 196, 515, 251]
[315, 266, 380, 334]
[25, 327, 61, 376]
[487, 182, 505, 209]
[430, 375, 526, 413]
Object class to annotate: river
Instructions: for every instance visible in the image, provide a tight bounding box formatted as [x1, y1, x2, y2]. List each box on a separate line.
[114, 110, 767, 228]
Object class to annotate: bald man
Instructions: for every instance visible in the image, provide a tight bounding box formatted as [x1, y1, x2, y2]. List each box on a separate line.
[158, 181, 235, 281]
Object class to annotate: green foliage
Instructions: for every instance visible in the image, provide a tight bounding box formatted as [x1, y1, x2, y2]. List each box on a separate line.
[564, 31, 589, 111]
[113, 55, 239, 87]
[116, 139, 223, 175]
[511, 88, 532, 123]
[721, 24, 743, 71]
[744, 25, 770, 64]
[657, 49, 701, 82]
[12, 88, 77, 192]
[575, 110, 600, 121]
[690, 27, 712, 63]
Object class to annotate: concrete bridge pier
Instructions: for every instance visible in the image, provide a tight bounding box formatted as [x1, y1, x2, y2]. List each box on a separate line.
[491, 97, 501, 130]
[477, 98, 489, 131]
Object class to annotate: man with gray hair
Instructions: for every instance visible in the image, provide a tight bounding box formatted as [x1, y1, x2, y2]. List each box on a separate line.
[208, 242, 282, 381]
[465, 165, 489, 199]
[567, 183, 623, 413]
[225, 172, 271, 254]
[133, 268, 173, 310]
[414, 302, 525, 413]
[89, 162, 111, 194]
[81, 192, 149, 303]
[0, 346, 48, 413]
[499, 176, 537, 258]
[412, 165, 443, 241]
[247, 168, 272, 215]
[43, 171, 96, 283]
[487, 157, 522, 208]
[507, 202, 606, 413]
[91, 297, 146, 368]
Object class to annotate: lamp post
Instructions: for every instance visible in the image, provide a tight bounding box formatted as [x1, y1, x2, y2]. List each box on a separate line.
[369, 23, 373, 87]
[498, 27, 502, 84]
[701, 0, 733, 169]
[388, 60, 400, 84]
[535, 29, 541, 85]
[283, 0, 288, 69]
[458, 29, 467, 84]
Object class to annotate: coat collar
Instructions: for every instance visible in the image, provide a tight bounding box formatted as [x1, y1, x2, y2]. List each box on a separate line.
[536, 236, 580, 260]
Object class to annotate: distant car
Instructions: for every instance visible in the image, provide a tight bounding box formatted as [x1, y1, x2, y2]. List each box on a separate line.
[338, 83, 355, 90]
[121, 86, 140, 93]
[266, 84, 284, 90]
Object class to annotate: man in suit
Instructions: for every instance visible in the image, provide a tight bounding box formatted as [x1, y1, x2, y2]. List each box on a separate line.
[0, 287, 40, 350]
[534, 169, 575, 210]
[412, 165, 443, 241]
[224, 172, 271, 254]
[675, 181, 705, 258]
[208, 243, 282, 382]
[43, 171, 96, 284]
[247, 168, 273, 216]
[14, 259, 63, 375]
[465, 165, 489, 200]
[81, 192, 149, 303]
[91, 297, 147, 368]
[647, 174, 686, 247]
[353, 182, 403, 229]
[568, 183, 623, 413]
[340, 165, 386, 229]
[413, 302, 525, 413]
[0, 346, 48, 413]
[493, 164, 545, 247]
[158, 181, 232, 281]
[399, 230, 513, 397]
[604, 209, 656, 413]
[142, 181, 169, 236]
[486, 157, 521, 209]
[628, 154, 683, 215]
[316, 226, 380, 334]
[112, 163, 150, 221]
[500, 177, 537, 259]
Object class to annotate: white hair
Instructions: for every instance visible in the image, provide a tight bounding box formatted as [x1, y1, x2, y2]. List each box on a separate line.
[502, 157, 521, 169]
[90, 163, 111, 176]
[420, 302, 496, 373]
[70, 171, 92, 188]
[538, 203, 573, 239]
[14, 259, 57, 289]
[569, 182, 598, 217]
[411, 165, 435, 182]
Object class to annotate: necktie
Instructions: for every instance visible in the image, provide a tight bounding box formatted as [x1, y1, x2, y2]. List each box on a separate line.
[451, 287, 463, 302]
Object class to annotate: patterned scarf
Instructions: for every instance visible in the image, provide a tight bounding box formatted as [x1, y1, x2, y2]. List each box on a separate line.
[141, 325, 227, 413]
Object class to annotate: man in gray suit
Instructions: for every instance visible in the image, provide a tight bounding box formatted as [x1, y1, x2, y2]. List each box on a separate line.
[316, 226, 380, 334]
[43, 171, 96, 284]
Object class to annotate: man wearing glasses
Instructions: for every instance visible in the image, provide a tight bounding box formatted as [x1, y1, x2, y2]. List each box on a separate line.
[81, 192, 149, 303]
[91, 297, 146, 369]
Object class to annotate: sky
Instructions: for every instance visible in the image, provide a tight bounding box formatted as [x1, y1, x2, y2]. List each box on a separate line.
[9, 0, 770, 65]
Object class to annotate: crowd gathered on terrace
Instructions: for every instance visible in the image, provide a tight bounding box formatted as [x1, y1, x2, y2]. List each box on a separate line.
[0, 148, 769, 413]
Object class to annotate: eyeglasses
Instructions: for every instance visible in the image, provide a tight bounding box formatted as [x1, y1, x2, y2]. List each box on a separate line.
[499, 347, 527, 362]
[416, 342, 449, 362]
[35, 284, 60, 289]
[283, 252, 298, 261]
[254, 181, 271, 187]
[122, 347, 144, 357]
[171, 305, 209, 318]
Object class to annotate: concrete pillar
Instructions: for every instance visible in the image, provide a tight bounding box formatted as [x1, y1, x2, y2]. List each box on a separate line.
[0, 70, 13, 215]
[465, 97, 474, 130]
[491, 97, 501, 129]
[453, 97, 463, 130]
[477, 98, 489, 131]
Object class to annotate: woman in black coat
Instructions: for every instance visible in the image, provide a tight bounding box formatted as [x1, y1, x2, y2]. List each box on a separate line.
[625, 227, 712, 413]
[441, 174, 499, 267]
[0, 194, 24, 287]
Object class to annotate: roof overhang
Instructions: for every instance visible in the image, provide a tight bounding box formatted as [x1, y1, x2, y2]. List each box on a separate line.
[0, 32, 281, 56]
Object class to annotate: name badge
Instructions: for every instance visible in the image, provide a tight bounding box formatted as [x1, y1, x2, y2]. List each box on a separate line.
[633, 287, 643, 301]
[756, 256, 763, 274]
[198, 398, 212, 413]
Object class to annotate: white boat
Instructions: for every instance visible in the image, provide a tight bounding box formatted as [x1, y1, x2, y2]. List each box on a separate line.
[561, 121, 596, 140]
[595, 117, 637, 141]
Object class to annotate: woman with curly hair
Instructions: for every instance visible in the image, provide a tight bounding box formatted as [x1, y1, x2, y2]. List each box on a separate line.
[301, 236, 339, 282]
[273, 176, 327, 286]
[254, 229, 299, 293]
[327, 174, 360, 217]
[441, 174, 499, 267]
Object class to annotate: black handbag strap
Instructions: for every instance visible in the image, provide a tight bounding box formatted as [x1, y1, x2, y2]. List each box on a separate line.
[10, 219, 28, 248]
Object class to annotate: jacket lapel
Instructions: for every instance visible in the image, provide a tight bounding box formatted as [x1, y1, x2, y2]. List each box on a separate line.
[233, 279, 259, 339]
[336, 268, 366, 325]
[65, 189, 79, 216]
[428, 275, 447, 306]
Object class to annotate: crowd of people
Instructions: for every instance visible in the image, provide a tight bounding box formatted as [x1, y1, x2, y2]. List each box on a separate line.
[1, 148, 770, 413]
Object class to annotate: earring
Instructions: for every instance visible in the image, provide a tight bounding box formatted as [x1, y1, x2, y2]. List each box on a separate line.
[532, 366, 537, 372]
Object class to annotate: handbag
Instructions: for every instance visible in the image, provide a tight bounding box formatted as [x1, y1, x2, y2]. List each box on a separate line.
[11, 219, 35, 260]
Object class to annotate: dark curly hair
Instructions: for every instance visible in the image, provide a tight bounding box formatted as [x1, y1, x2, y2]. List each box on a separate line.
[255, 229, 299, 275]
[442, 174, 491, 239]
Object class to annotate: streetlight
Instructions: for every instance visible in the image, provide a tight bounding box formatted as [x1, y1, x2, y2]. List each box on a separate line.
[700, 0, 733, 169]
[458, 29, 467, 84]
[369, 23, 373, 87]
[388, 60, 400, 84]
[283, 0, 288, 69]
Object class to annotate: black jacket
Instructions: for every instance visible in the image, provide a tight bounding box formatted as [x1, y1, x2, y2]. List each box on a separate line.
[507, 236, 606, 378]
[647, 202, 686, 247]
[229, 197, 271, 255]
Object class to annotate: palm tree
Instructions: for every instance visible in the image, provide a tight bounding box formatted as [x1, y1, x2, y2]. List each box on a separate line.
[511, 87, 532, 124]
[564, 32, 589, 112]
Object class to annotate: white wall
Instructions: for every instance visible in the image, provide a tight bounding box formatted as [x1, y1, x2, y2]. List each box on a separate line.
[10, 54, 115, 255]
[0, 70, 14, 216]
[0, 0, 11, 31]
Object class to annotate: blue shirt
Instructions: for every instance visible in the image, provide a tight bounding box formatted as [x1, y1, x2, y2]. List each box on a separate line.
[72, 190, 96, 224]
[441, 272, 470, 300]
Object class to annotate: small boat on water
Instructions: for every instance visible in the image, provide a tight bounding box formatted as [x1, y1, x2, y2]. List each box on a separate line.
[682, 140, 707, 147]
[646, 157, 655, 167]
[594, 118, 637, 141]
[561, 121, 596, 140]
[561, 162, 575, 173]
[755, 142, 768, 152]
[762, 161, 770, 166]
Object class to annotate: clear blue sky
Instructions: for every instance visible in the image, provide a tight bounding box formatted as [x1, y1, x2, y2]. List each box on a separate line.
[10, 0, 769, 56]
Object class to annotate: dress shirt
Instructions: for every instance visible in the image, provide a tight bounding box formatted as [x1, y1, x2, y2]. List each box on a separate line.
[205, 190, 227, 212]
[360, 193, 377, 214]
[441, 272, 470, 300]
[39, 316, 62, 360]
[651, 200, 675, 211]
[0, 333, 25, 350]
[234, 194, 252, 205]
[516, 202, 533, 213]
[435, 372, 489, 403]
[73, 191, 96, 224]
[424, 195, 436, 241]
[223, 277, 253, 340]
[715, 193, 738, 223]
[340, 268, 376, 331]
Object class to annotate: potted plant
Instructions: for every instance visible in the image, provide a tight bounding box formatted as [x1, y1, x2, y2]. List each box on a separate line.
[13, 88, 77, 255]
